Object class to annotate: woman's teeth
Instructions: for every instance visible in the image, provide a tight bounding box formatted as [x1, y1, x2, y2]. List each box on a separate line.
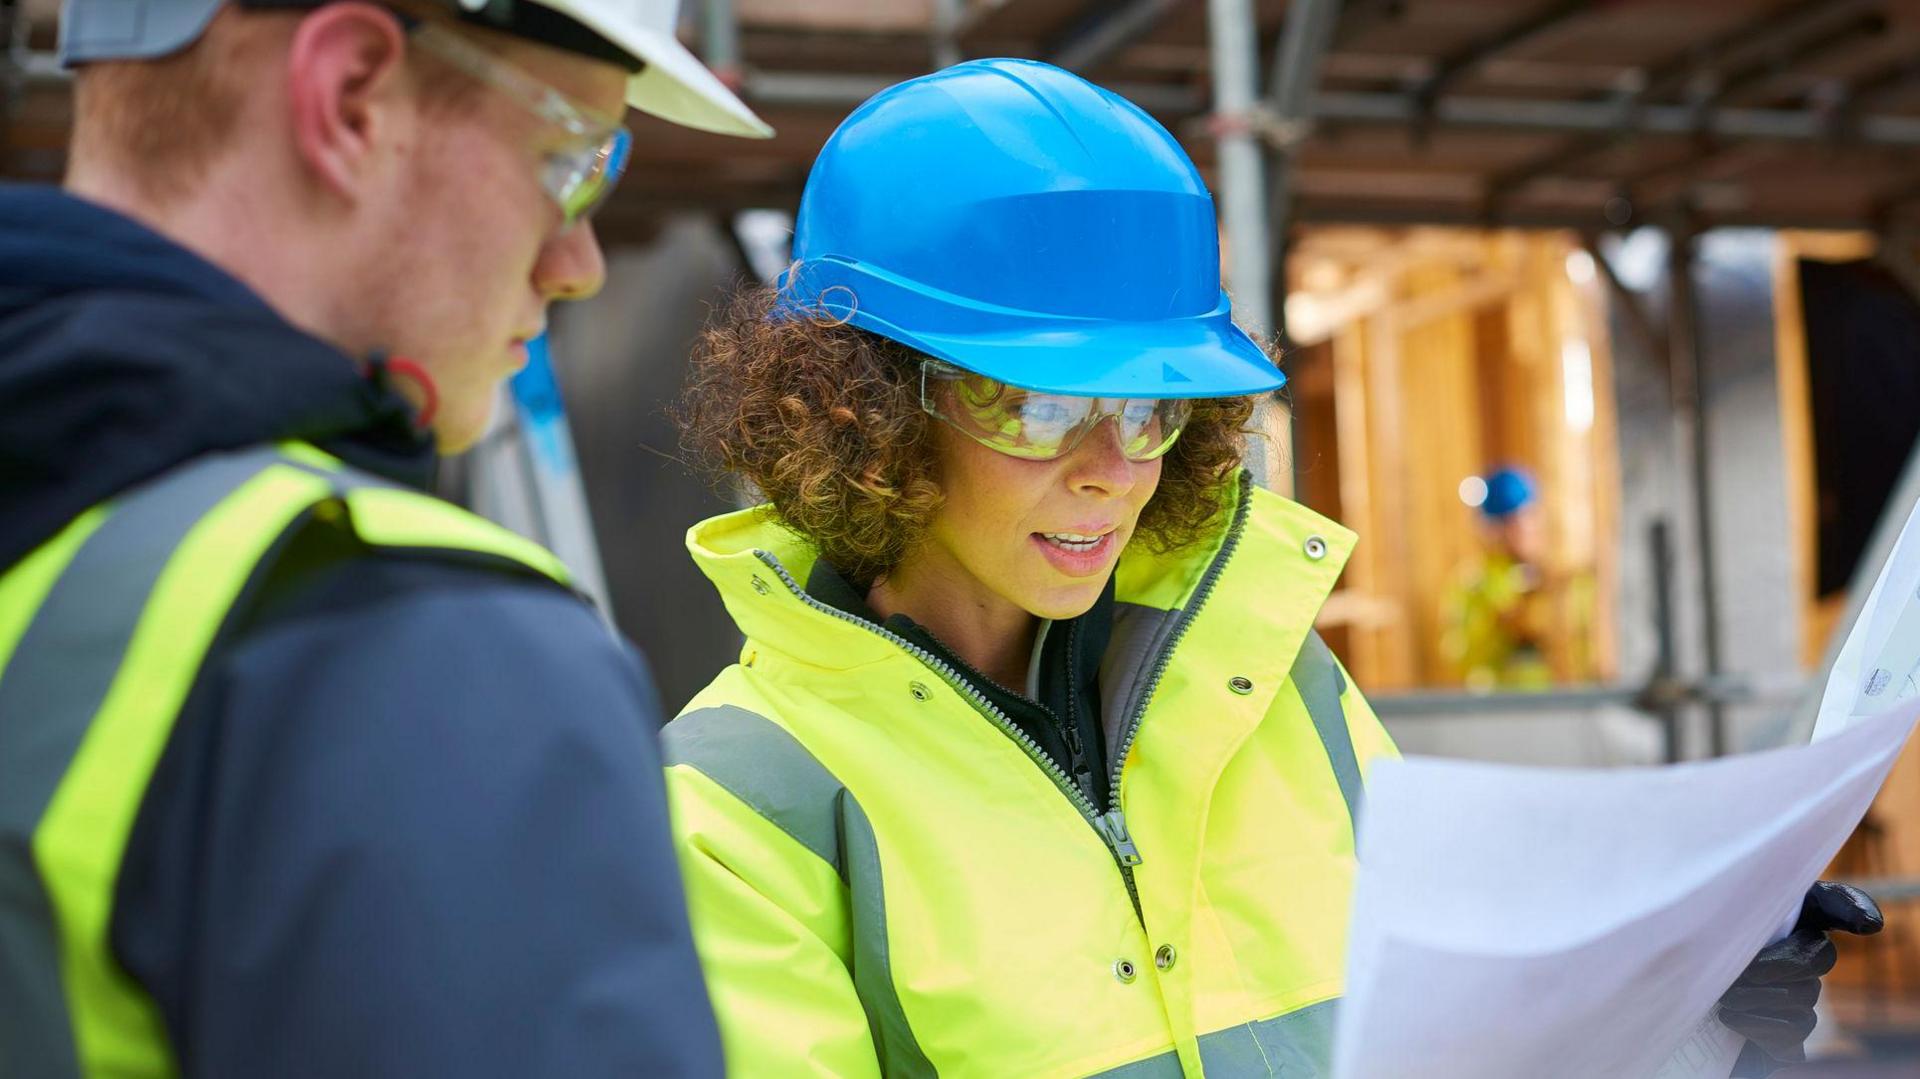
[1041, 532, 1104, 552]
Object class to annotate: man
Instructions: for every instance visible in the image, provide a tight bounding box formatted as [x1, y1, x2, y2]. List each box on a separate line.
[0, 0, 768, 1074]
[1443, 466, 1557, 690]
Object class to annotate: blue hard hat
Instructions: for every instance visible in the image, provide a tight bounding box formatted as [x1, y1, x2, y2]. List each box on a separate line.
[1480, 468, 1537, 519]
[776, 58, 1283, 399]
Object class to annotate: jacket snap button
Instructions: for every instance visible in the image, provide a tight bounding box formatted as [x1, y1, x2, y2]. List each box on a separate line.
[1228, 676, 1254, 695]
[1303, 535, 1328, 561]
[1155, 944, 1177, 971]
[750, 575, 770, 596]
[909, 681, 932, 702]
[1113, 958, 1138, 984]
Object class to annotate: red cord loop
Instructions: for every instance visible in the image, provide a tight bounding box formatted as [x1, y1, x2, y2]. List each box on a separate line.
[382, 356, 439, 430]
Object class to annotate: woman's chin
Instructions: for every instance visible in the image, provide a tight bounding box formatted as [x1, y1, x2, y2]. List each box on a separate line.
[1021, 579, 1112, 622]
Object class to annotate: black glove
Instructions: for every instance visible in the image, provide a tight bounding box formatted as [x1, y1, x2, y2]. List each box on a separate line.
[1721, 881, 1883, 1078]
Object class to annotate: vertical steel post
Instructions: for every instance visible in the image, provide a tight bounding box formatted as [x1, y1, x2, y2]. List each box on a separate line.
[1667, 223, 1730, 756]
[1649, 519, 1683, 763]
[701, 0, 741, 84]
[1207, 0, 1274, 487]
[1207, 0, 1273, 341]
[931, 0, 963, 70]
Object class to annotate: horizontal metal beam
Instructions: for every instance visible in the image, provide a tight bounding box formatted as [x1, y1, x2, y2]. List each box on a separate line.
[1290, 197, 1888, 233]
[1482, 0, 1885, 202]
[1312, 88, 1920, 145]
[745, 67, 1206, 115]
[1415, 0, 1592, 106]
[1369, 685, 1643, 718]
[1841, 875, 1920, 902]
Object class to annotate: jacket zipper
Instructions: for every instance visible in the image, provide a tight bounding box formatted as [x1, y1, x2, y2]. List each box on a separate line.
[751, 554, 1139, 899]
[749, 471, 1255, 927]
[1102, 473, 1256, 861]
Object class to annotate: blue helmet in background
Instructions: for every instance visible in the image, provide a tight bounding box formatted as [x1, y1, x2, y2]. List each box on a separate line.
[1479, 467, 1537, 519]
[777, 58, 1283, 399]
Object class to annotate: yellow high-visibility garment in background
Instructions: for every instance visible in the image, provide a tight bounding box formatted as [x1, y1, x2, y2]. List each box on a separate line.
[0, 444, 571, 1078]
[664, 473, 1398, 1078]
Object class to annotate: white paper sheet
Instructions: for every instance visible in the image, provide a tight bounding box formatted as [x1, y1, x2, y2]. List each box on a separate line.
[1335, 490, 1920, 1079]
[1332, 702, 1918, 1079]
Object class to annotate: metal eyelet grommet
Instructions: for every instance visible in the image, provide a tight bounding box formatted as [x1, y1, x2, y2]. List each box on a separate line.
[1114, 958, 1138, 984]
[1155, 944, 1178, 972]
[749, 575, 771, 596]
[1228, 676, 1254, 695]
[1303, 535, 1328, 561]
[909, 681, 932, 702]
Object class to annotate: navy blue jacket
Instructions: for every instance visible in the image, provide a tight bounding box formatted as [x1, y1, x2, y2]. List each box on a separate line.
[0, 185, 724, 1077]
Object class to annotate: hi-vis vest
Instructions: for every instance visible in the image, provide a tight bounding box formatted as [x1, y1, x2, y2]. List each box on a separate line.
[664, 473, 1398, 1078]
[0, 443, 573, 1079]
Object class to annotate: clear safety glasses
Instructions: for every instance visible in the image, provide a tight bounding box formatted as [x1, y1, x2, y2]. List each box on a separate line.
[407, 21, 633, 228]
[920, 360, 1193, 463]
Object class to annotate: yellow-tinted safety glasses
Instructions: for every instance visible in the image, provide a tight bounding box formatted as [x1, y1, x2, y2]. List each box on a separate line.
[920, 360, 1193, 462]
[407, 21, 632, 228]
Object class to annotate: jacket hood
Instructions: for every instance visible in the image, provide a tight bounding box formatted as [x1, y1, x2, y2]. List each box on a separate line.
[0, 185, 433, 569]
[686, 473, 1358, 674]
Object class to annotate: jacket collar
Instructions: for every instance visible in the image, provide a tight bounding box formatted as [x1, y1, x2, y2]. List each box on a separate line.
[0, 185, 435, 569]
[686, 471, 1357, 677]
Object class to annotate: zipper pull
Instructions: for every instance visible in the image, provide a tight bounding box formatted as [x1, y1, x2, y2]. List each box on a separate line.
[1095, 810, 1143, 867]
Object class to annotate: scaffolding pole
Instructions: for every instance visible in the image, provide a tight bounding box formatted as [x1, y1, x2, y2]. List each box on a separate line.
[1206, 0, 1272, 489]
[1206, 0, 1271, 339]
[930, 0, 963, 69]
[700, 0, 742, 87]
[1667, 222, 1731, 757]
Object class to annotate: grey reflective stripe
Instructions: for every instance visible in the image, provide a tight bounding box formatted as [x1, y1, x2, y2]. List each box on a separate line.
[841, 797, 936, 1078]
[0, 446, 285, 1079]
[1087, 999, 1339, 1078]
[1196, 998, 1338, 1077]
[662, 706, 846, 874]
[663, 705, 935, 1076]
[1291, 631, 1363, 831]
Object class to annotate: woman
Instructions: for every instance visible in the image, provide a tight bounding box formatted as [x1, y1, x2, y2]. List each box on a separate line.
[666, 59, 1865, 1079]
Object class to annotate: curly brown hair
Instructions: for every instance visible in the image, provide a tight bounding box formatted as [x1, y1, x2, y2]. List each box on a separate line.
[678, 285, 1261, 584]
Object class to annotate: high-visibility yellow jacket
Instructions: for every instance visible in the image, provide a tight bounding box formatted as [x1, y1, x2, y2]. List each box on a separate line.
[0, 444, 576, 1077]
[664, 473, 1397, 1078]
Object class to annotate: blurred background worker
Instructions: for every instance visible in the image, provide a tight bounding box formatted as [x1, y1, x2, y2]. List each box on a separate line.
[1444, 466, 1556, 690]
[0, 0, 767, 1074]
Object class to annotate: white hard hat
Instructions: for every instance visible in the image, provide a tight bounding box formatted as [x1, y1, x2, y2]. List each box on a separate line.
[62, 0, 773, 138]
[510, 0, 770, 137]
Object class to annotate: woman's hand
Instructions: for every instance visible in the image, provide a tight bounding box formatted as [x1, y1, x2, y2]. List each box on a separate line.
[1721, 881, 1884, 1077]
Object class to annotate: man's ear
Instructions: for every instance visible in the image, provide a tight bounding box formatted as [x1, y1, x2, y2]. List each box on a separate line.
[285, 2, 414, 203]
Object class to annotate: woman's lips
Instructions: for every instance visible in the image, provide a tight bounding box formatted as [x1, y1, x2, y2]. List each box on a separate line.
[1032, 530, 1117, 577]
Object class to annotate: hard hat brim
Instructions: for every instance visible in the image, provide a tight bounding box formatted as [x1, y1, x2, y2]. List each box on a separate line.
[902, 315, 1286, 399]
[779, 258, 1285, 399]
[548, 0, 772, 137]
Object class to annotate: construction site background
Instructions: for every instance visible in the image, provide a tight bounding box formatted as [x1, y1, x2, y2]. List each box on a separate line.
[13, 0, 1920, 1069]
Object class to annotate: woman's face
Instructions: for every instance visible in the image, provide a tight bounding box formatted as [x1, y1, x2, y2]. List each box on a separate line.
[914, 417, 1163, 620]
